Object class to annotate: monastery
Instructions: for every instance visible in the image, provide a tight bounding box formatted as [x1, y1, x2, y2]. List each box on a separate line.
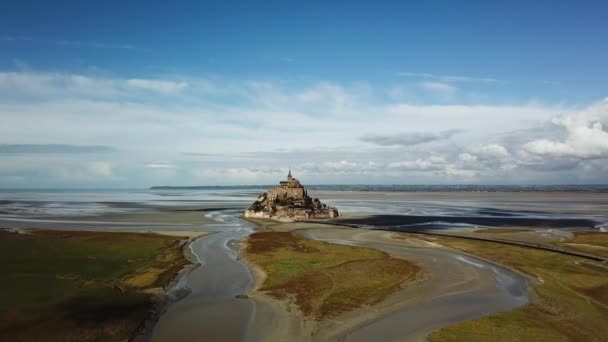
[244, 170, 339, 220]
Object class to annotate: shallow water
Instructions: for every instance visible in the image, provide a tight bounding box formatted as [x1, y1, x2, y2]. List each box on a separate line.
[0, 188, 257, 217]
[2, 188, 606, 229]
[151, 209, 276, 342]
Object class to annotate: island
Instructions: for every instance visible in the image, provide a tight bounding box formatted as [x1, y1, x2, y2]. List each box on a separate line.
[244, 170, 339, 219]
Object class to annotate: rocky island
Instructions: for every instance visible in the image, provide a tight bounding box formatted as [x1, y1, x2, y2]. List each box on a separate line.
[244, 170, 339, 220]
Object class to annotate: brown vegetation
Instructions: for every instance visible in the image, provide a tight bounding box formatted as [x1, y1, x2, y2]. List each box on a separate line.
[556, 231, 608, 259]
[245, 232, 422, 320]
[0, 229, 189, 342]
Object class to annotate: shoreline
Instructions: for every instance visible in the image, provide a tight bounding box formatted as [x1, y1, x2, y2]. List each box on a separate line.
[128, 232, 211, 342]
[240, 236, 317, 341]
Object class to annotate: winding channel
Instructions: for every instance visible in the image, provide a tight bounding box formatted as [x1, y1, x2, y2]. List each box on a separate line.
[152, 210, 529, 341]
[151, 210, 278, 341]
[299, 229, 529, 341]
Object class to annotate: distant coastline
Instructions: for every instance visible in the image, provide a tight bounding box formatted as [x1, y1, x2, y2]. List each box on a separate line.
[150, 184, 608, 192]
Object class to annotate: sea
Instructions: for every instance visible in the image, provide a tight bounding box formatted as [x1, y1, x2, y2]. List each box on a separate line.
[1, 186, 607, 231]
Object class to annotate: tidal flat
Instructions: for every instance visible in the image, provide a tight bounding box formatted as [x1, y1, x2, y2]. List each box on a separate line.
[1, 188, 607, 341]
[243, 231, 422, 320]
[0, 229, 190, 342]
[425, 234, 608, 341]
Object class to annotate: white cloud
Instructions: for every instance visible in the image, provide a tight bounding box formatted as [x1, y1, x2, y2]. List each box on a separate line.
[457, 144, 516, 172]
[419, 81, 457, 98]
[192, 167, 285, 184]
[87, 161, 112, 177]
[471, 144, 511, 160]
[445, 166, 478, 178]
[0, 71, 190, 98]
[388, 156, 448, 171]
[522, 100, 608, 159]
[385, 156, 478, 179]
[361, 129, 461, 146]
[1, 69, 606, 185]
[126, 79, 188, 94]
[399, 72, 498, 83]
[459, 153, 478, 163]
[145, 163, 177, 169]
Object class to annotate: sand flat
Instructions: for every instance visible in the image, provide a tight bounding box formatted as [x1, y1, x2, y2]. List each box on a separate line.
[242, 226, 528, 341]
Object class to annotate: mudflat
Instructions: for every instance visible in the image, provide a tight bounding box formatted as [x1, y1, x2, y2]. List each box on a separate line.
[4, 190, 605, 341]
[311, 190, 608, 214]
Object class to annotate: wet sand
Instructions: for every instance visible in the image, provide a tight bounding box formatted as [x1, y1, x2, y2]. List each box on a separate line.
[0, 210, 219, 231]
[15, 207, 528, 342]
[309, 190, 608, 215]
[293, 228, 529, 341]
[144, 209, 527, 342]
[151, 210, 283, 342]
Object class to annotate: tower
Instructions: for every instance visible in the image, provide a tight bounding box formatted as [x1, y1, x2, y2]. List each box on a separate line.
[287, 168, 293, 181]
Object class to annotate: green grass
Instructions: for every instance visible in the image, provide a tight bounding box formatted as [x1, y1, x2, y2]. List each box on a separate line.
[556, 231, 608, 259]
[245, 232, 422, 319]
[425, 235, 608, 342]
[0, 229, 188, 342]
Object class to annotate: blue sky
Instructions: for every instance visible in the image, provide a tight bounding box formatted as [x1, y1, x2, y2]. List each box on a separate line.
[1, 2, 607, 187]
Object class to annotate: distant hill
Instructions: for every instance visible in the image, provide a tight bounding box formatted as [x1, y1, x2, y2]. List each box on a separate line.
[150, 185, 272, 190]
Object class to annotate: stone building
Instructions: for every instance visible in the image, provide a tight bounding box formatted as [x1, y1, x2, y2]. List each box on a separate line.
[267, 169, 305, 204]
[244, 170, 339, 220]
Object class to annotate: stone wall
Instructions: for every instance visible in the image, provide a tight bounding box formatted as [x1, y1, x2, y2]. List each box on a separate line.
[244, 209, 271, 218]
[267, 187, 305, 202]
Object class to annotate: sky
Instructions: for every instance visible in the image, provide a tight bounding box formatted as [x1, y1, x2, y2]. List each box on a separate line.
[1, 1, 607, 187]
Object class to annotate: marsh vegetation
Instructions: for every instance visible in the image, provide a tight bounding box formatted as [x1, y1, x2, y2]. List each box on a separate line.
[0, 229, 189, 342]
[426, 234, 608, 342]
[244, 231, 422, 320]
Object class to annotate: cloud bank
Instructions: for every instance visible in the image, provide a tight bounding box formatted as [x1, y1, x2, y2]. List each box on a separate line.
[522, 100, 608, 159]
[0, 69, 606, 187]
[361, 130, 461, 147]
[0, 144, 116, 154]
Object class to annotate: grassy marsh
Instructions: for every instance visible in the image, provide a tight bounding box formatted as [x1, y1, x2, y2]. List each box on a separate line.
[244, 232, 422, 320]
[425, 234, 608, 342]
[557, 231, 608, 259]
[0, 229, 189, 342]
